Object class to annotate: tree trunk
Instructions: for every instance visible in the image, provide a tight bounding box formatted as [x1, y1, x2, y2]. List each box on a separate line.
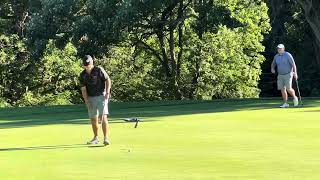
[169, 28, 176, 76]
[312, 36, 320, 70]
[177, 24, 183, 79]
[177, 0, 184, 79]
[11, 0, 29, 38]
[188, 0, 207, 99]
[157, 31, 171, 77]
[296, 0, 320, 69]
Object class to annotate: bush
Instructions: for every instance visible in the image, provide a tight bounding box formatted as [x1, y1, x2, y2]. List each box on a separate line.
[0, 98, 11, 108]
[15, 91, 74, 107]
[17, 40, 82, 106]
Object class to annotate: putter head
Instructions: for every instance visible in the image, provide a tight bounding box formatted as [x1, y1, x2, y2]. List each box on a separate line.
[123, 117, 143, 122]
[122, 117, 143, 128]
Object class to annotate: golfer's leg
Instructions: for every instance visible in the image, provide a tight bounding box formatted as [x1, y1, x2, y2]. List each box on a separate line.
[287, 88, 296, 97]
[278, 75, 287, 103]
[91, 117, 99, 138]
[96, 95, 110, 143]
[100, 96, 110, 143]
[101, 115, 109, 140]
[281, 88, 288, 103]
[285, 75, 297, 98]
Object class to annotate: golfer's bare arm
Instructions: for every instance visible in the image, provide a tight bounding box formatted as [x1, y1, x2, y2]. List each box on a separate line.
[291, 60, 297, 75]
[81, 86, 89, 105]
[288, 54, 298, 76]
[292, 63, 297, 75]
[100, 67, 111, 96]
[105, 78, 111, 96]
[271, 59, 276, 74]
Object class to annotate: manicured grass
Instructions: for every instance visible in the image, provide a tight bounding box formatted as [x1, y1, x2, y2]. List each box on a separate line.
[0, 99, 320, 180]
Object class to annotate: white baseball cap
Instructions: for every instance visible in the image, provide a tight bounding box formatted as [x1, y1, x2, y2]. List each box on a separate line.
[277, 44, 285, 49]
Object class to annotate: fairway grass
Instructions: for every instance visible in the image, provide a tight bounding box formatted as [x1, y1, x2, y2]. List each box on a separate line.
[0, 99, 320, 180]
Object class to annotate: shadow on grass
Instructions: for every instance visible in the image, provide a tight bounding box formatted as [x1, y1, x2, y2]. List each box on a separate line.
[300, 110, 320, 113]
[0, 144, 106, 152]
[0, 99, 318, 129]
[0, 118, 158, 129]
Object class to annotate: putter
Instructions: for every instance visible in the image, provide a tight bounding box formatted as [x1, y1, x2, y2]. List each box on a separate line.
[123, 117, 142, 128]
[295, 79, 303, 106]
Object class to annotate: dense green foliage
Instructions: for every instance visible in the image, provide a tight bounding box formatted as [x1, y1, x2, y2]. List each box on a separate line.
[0, 0, 319, 106]
[0, 33, 81, 106]
[0, 34, 28, 106]
[16, 40, 82, 106]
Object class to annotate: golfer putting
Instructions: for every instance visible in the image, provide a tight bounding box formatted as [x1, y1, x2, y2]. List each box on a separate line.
[271, 44, 299, 108]
[80, 55, 111, 145]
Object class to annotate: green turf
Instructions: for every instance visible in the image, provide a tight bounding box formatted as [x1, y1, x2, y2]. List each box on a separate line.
[0, 99, 320, 180]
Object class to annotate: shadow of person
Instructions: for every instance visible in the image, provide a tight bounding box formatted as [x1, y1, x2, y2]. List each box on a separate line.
[0, 144, 105, 152]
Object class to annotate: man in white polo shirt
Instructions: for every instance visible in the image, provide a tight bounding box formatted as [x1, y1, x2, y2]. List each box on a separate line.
[271, 44, 299, 108]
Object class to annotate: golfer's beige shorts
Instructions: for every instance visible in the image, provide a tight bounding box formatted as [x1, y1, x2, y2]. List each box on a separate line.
[277, 73, 293, 90]
[88, 95, 109, 118]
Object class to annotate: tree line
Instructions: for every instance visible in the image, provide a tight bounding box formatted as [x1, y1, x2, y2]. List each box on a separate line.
[0, 0, 319, 107]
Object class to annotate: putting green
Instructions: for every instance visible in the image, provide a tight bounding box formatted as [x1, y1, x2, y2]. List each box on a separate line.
[0, 99, 319, 180]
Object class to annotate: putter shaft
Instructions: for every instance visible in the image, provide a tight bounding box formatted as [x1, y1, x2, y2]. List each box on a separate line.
[295, 79, 303, 106]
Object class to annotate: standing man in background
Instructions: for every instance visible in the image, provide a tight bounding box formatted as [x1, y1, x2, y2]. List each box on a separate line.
[80, 55, 111, 145]
[271, 44, 299, 108]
